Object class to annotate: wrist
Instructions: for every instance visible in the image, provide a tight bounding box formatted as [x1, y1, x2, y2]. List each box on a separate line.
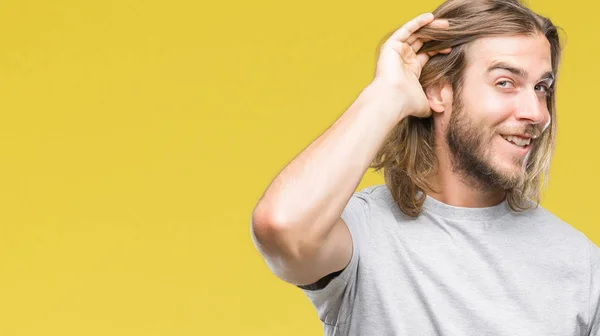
[361, 81, 410, 121]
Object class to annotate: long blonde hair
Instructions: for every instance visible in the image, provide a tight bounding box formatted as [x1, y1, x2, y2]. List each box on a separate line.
[371, 0, 563, 217]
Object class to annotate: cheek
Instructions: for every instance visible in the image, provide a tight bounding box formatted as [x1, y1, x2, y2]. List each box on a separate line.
[464, 91, 516, 129]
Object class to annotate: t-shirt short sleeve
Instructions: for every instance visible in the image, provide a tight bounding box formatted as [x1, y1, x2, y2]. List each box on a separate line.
[299, 189, 372, 327]
[588, 240, 600, 335]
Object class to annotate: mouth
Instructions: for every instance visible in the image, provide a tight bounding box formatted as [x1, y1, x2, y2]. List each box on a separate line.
[500, 134, 532, 150]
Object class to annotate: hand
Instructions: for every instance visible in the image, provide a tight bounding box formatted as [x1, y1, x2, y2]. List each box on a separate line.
[371, 13, 451, 119]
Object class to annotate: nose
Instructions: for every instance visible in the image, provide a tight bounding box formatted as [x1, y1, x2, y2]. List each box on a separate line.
[515, 88, 550, 126]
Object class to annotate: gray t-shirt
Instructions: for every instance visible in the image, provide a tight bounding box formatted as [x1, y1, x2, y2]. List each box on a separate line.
[301, 184, 600, 335]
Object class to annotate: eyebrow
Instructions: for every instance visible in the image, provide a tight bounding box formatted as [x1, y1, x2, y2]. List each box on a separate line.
[487, 61, 555, 83]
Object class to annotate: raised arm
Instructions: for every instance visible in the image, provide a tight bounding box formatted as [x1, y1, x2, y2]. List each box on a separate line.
[250, 13, 450, 286]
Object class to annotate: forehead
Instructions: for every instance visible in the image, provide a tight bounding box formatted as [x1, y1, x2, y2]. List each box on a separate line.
[466, 34, 552, 77]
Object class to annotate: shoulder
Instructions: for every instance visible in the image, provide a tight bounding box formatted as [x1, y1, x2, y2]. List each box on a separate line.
[355, 183, 386, 196]
[512, 202, 591, 246]
[517, 202, 573, 227]
[341, 184, 390, 229]
[353, 184, 393, 205]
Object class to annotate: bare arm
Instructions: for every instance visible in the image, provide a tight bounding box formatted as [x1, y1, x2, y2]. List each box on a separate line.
[251, 13, 450, 286]
[252, 83, 407, 285]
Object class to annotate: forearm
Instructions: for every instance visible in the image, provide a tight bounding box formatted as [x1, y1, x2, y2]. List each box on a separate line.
[252, 83, 407, 257]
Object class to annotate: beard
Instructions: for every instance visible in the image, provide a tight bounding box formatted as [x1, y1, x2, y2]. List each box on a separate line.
[445, 98, 527, 192]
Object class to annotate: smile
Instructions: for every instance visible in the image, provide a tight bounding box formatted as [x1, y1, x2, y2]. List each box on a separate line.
[501, 135, 531, 148]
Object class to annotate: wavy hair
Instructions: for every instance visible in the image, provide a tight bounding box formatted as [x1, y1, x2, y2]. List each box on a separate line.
[370, 0, 563, 217]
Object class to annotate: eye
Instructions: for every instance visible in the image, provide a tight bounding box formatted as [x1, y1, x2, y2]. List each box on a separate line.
[535, 83, 552, 96]
[496, 80, 514, 88]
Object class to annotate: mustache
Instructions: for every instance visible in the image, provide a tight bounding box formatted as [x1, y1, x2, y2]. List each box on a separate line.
[498, 125, 543, 139]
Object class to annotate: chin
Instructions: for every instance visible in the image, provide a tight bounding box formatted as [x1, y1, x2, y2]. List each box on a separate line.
[489, 158, 527, 189]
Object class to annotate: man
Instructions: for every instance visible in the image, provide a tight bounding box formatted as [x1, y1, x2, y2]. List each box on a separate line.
[250, 0, 600, 334]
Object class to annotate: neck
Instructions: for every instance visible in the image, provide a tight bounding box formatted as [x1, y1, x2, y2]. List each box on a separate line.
[427, 143, 506, 208]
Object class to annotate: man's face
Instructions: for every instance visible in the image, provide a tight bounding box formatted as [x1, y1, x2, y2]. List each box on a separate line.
[446, 33, 553, 190]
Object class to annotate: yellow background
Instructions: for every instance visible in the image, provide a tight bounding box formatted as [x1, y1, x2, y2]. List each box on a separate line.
[0, 0, 597, 335]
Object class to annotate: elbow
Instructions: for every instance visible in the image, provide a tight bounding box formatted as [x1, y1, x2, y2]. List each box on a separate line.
[251, 204, 320, 262]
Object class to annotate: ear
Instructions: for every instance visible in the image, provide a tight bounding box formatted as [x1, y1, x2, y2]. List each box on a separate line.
[425, 82, 453, 113]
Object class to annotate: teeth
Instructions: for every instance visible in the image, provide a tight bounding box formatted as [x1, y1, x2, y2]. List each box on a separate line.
[502, 135, 531, 147]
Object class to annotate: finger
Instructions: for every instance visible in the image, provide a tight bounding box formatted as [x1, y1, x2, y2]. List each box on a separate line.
[416, 48, 451, 69]
[388, 13, 434, 43]
[411, 39, 451, 54]
[406, 19, 449, 45]
[406, 34, 419, 45]
[429, 19, 449, 29]
[417, 53, 431, 70]
[411, 39, 424, 53]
